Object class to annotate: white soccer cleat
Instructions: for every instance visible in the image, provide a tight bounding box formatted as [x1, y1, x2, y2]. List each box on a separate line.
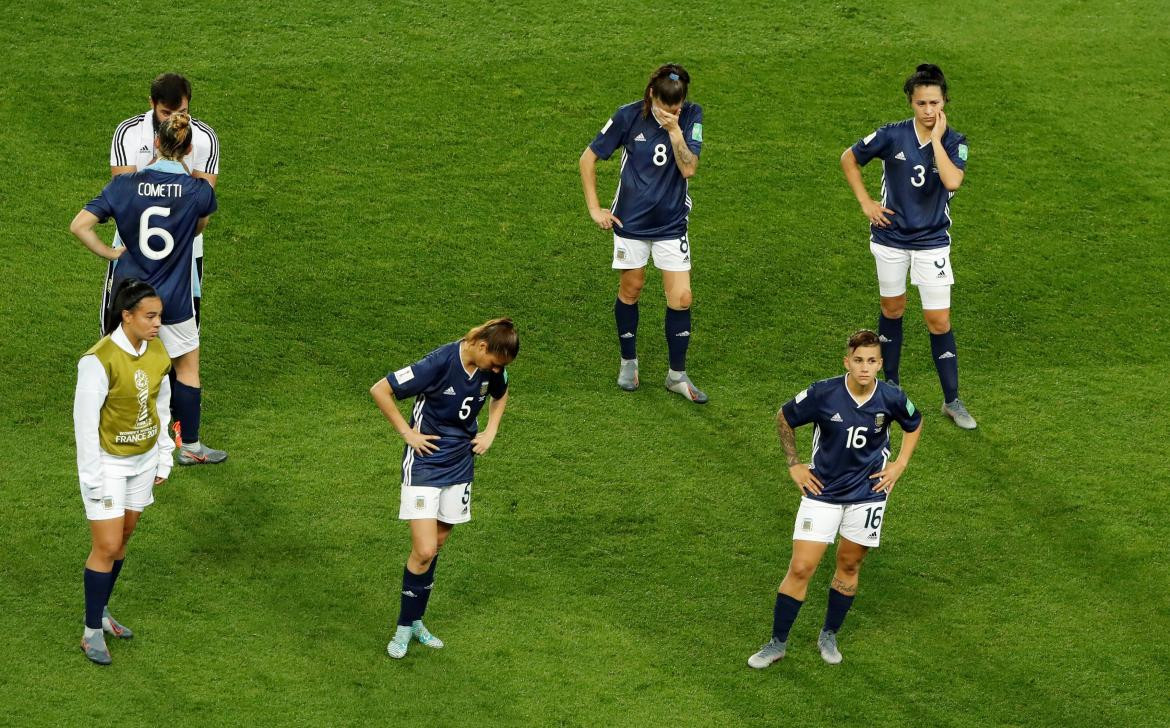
[942, 398, 977, 430]
[747, 638, 786, 669]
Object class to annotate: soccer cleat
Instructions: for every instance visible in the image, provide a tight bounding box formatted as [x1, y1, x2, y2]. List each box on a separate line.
[747, 637, 786, 669]
[81, 632, 112, 666]
[386, 625, 412, 659]
[818, 630, 843, 664]
[665, 372, 708, 404]
[617, 359, 639, 391]
[102, 607, 133, 639]
[941, 398, 977, 430]
[178, 443, 228, 466]
[411, 620, 444, 649]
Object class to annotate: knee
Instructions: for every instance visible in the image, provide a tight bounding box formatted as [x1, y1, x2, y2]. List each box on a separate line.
[924, 311, 951, 334]
[668, 288, 693, 310]
[880, 297, 906, 319]
[412, 544, 438, 565]
[787, 559, 818, 582]
[836, 557, 863, 577]
[619, 280, 644, 303]
[92, 535, 121, 561]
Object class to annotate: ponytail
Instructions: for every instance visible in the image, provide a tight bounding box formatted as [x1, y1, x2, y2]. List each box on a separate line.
[157, 112, 193, 161]
[903, 63, 948, 101]
[463, 317, 520, 361]
[105, 278, 160, 335]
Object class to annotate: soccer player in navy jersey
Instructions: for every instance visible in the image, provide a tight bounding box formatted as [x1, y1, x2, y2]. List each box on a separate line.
[71, 112, 227, 465]
[841, 64, 977, 429]
[370, 318, 519, 659]
[579, 63, 708, 403]
[748, 330, 922, 668]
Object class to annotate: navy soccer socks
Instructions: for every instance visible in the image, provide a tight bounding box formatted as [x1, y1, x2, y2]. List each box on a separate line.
[171, 380, 202, 444]
[665, 307, 691, 372]
[772, 593, 804, 643]
[397, 558, 438, 627]
[614, 298, 639, 360]
[823, 588, 856, 633]
[878, 314, 904, 385]
[930, 329, 960, 403]
[84, 568, 114, 631]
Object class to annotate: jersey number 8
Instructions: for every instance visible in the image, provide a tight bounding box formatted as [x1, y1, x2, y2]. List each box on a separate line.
[652, 143, 668, 167]
[138, 207, 175, 260]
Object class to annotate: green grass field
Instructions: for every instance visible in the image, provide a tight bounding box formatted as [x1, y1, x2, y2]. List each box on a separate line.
[2, 1, 1169, 725]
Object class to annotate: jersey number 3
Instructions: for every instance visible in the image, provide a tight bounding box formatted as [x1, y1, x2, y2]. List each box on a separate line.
[910, 164, 926, 188]
[138, 207, 175, 260]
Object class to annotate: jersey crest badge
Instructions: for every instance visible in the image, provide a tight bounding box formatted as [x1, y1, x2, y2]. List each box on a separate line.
[874, 413, 886, 429]
[479, 382, 489, 395]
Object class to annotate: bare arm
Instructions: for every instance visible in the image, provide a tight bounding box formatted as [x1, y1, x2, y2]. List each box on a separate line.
[777, 409, 823, 495]
[472, 390, 508, 455]
[369, 378, 439, 455]
[192, 170, 218, 189]
[111, 165, 135, 177]
[579, 147, 622, 230]
[870, 422, 923, 493]
[930, 110, 964, 191]
[667, 128, 698, 178]
[841, 148, 894, 227]
[70, 210, 123, 261]
[196, 215, 211, 235]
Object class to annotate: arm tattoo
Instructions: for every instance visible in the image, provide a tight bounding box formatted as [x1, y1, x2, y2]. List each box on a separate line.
[776, 412, 800, 466]
[831, 576, 857, 596]
[672, 135, 697, 166]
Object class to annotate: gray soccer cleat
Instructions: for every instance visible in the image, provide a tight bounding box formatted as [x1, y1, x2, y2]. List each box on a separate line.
[386, 625, 412, 659]
[412, 620, 444, 649]
[665, 372, 708, 404]
[178, 443, 229, 466]
[81, 631, 112, 666]
[617, 359, 639, 391]
[942, 398, 977, 430]
[818, 630, 843, 664]
[102, 607, 133, 639]
[747, 637, 786, 669]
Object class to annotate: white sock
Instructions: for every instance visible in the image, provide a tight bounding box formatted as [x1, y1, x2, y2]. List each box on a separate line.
[668, 369, 686, 380]
[182, 440, 201, 451]
[621, 358, 638, 365]
[84, 626, 101, 640]
[393, 625, 412, 642]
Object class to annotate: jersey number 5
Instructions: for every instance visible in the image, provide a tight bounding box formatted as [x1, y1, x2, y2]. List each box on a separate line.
[138, 207, 175, 260]
[459, 396, 473, 420]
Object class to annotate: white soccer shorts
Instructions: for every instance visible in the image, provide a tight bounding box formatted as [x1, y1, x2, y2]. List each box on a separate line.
[159, 317, 200, 358]
[612, 233, 692, 272]
[81, 468, 156, 521]
[399, 482, 472, 524]
[792, 496, 887, 548]
[870, 242, 953, 309]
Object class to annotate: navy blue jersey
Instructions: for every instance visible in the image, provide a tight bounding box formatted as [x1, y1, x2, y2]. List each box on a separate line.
[85, 161, 217, 324]
[851, 119, 968, 250]
[782, 376, 922, 505]
[387, 341, 509, 487]
[589, 100, 703, 240]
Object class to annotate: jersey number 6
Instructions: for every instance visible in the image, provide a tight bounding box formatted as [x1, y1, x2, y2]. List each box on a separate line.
[138, 207, 175, 260]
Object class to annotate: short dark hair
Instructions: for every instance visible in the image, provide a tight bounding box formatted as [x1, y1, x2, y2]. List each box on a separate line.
[106, 279, 161, 335]
[642, 64, 690, 119]
[903, 63, 948, 101]
[847, 329, 881, 353]
[150, 73, 192, 107]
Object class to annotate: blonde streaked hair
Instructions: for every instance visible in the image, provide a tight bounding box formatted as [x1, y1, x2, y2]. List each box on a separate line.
[463, 317, 519, 361]
[157, 112, 193, 161]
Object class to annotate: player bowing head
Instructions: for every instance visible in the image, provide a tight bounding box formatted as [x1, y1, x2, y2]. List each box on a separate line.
[370, 318, 518, 659]
[747, 330, 923, 669]
[72, 111, 225, 467]
[840, 64, 976, 430]
[74, 279, 174, 665]
[579, 63, 708, 403]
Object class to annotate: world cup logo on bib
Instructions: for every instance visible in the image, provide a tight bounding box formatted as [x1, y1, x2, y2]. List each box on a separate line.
[133, 369, 151, 428]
